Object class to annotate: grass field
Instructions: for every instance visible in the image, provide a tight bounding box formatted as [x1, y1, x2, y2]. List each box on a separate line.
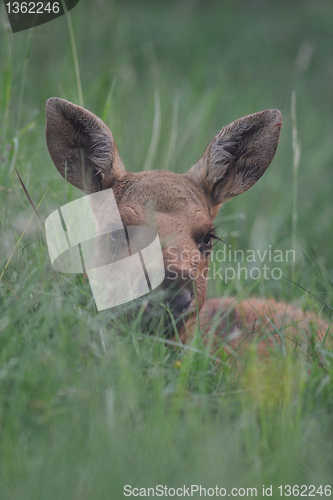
[0, 0, 332, 498]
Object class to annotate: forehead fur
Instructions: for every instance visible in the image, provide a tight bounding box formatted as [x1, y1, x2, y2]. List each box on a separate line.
[113, 170, 210, 214]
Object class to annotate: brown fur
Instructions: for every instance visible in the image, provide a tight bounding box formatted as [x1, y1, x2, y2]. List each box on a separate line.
[45, 98, 330, 357]
[200, 297, 329, 357]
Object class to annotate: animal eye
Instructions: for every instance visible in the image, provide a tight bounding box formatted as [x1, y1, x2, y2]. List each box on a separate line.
[110, 230, 128, 249]
[110, 230, 120, 242]
[200, 233, 213, 253]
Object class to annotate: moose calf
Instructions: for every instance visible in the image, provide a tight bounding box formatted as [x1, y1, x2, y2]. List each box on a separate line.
[46, 98, 330, 358]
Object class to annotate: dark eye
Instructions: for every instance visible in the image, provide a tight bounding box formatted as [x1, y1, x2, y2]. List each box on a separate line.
[110, 230, 120, 242]
[110, 230, 128, 249]
[200, 233, 213, 253]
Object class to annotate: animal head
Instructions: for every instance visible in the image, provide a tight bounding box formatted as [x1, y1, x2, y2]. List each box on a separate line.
[46, 97, 281, 335]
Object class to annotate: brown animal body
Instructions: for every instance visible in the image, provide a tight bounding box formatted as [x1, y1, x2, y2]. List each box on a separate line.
[45, 98, 330, 356]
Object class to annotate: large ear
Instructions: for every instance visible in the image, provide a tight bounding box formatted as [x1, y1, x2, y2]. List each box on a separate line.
[187, 109, 282, 209]
[46, 97, 126, 193]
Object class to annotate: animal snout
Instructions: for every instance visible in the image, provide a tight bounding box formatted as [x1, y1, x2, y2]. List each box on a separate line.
[170, 287, 195, 316]
[143, 249, 198, 322]
[144, 277, 195, 320]
[160, 271, 196, 317]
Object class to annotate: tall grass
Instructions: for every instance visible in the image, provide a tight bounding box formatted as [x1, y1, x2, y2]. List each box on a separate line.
[291, 90, 300, 281]
[0, 1, 332, 498]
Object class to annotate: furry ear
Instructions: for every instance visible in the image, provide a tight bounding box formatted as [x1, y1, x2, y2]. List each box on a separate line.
[46, 97, 126, 193]
[187, 109, 282, 207]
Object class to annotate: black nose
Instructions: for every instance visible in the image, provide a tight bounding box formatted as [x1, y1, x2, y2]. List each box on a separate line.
[143, 281, 195, 323]
[170, 288, 194, 317]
